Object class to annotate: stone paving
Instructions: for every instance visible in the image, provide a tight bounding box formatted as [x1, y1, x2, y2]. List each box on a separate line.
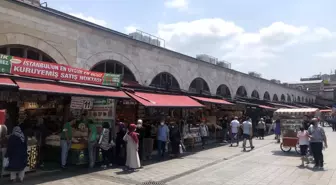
[4, 128, 336, 185]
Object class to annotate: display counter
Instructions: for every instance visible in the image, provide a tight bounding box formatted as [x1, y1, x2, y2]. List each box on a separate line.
[45, 133, 102, 165]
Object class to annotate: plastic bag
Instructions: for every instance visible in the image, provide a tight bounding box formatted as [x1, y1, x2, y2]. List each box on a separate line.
[179, 144, 183, 154]
[3, 157, 9, 168]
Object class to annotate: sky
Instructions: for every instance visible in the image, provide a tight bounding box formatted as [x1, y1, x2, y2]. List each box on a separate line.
[44, 0, 336, 83]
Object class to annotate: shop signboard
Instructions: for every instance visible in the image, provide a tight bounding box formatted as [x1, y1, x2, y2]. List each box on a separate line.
[70, 96, 94, 110]
[0, 54, 122, 87]
[88, 98, 115, 128]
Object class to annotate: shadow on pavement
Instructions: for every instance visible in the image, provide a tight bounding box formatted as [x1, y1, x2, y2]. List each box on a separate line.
[271, 150, 299, 157]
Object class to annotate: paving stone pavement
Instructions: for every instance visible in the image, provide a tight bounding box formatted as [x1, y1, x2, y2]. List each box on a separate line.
[4, 128, 336, 185]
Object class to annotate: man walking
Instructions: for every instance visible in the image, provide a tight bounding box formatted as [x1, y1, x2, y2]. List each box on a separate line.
[230, 116, 240, 147]
[308, 118, 327, 168]
[157, 118, 169, 160]
[242, 117, 255, 151]
[221, 116, 229, 143]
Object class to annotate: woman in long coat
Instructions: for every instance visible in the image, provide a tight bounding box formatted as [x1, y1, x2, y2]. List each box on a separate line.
[5, 126, 28, 183]
[123, 124, 141, 171]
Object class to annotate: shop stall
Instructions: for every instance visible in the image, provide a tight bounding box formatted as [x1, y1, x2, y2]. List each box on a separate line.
[0, 53, 127, 173]
[125, 91, 204, 152]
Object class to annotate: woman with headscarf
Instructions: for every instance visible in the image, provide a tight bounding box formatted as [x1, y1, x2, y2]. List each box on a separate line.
[98, 122, 114, 169]
[123, 123, 141, 171]
[5, 126, 28, 183]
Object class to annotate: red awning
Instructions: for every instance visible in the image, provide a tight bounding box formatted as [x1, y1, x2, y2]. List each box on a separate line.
[259, 105, 277, 110]
[126, 92, 204, 108]
[0, 76, 16, 87]
[191, 96, 233, 105]
[320, 109, 332, 113]
[269, 102, 298, 109]
[15, 79, 129, 98]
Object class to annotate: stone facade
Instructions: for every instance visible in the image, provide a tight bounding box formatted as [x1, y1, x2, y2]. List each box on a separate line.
[0, 0, 316, 102]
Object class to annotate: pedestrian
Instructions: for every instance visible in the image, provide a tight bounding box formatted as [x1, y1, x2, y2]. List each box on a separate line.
[169, 120, 181, 157]
[221, 116, 229, 142]
[157, 118, 169, 159]
[136, 119, 145, 160]
[123, 123, 141, 171]
[5, 126, 27, 183]
[98, 122, 114, 169]
[199, 118, 209, 149]
[257, 118, 266, 140]
[308, 118, 328, 168]
[143, 121, 154, 160]
[116, 122, 127, 166]
[230, 116, 240, 147]
[60, 117, 76, 169]
[87, 119, 98, 168]
[297, 127, 309, 166]
[274, 119, 281, 143]
[242, 117, 254, 151]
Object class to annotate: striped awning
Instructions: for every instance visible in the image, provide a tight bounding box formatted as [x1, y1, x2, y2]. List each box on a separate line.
[274, 108, 319, 116]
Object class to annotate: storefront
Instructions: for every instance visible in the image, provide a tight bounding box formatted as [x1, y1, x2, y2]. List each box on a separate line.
[0, 53, 126, 174]
[189, 96, 234, 143]
[125, 91, 204, 152]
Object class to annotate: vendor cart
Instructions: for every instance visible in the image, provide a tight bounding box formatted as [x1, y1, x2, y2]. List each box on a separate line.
[273, 108, 320, 154]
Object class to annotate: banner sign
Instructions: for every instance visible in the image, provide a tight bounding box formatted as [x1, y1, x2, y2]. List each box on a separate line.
[0, 54, 122, 87]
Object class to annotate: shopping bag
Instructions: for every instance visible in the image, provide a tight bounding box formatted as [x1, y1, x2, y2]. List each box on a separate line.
[2, 157, 9, 168]
[179, 144, 183, 154]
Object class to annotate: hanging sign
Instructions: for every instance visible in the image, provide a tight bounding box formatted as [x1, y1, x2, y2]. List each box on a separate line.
[70, 96, 94, 110]
[83, 99, 94, 110]
[0, 54, 122, 87]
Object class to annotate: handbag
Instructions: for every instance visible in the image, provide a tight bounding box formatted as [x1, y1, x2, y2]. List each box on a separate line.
[3, 157, 9, 168]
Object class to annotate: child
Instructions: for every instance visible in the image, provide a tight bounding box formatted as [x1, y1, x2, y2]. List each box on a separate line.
[297, 127, 309, 166]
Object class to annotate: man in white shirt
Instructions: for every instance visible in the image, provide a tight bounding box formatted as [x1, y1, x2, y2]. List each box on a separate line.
[230, 116, 240, 147]
[242, 117, 255, 151]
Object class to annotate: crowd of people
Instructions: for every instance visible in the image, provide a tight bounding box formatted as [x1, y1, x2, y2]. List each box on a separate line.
[3, 113, 330, 182]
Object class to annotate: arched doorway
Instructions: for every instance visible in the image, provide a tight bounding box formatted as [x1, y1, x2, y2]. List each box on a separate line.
[216, 84, 231, 98]
[251, 90, 260, 99]
[297, 96, 301, 102]
[236, 86, 247, 98]
[0, 45, 55, 63]
[150, 72, 180, 90]
[281, 94, 286, 102]
[91, 60, 137, 82]
[189, 78, 210, 94]
[273, 94, 279, 101]
[287, 94, 291, 102]
[263, 91, 270, 101]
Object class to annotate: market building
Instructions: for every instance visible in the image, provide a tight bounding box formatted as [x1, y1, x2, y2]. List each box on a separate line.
[0, 0, 315, 103]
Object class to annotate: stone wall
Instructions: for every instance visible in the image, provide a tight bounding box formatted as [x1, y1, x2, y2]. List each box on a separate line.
[0, 0, 316, 102]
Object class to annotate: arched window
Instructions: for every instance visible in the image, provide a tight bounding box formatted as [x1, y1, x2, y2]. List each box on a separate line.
[281, 94, 286, 102]
[251, 90, 260, 99]
[216, 84, 231, 98]
[263, 91, 270, 100]
[287, 94, 291, 102]
[0, 45, 55, 63]
[297, 96, 301, 102]
[91, 60, 136, 82]
[273, 94, 279, 101]
[150, 72, 180, 90]
[189, 78, 210, 94]
[236, 86, 247, 97]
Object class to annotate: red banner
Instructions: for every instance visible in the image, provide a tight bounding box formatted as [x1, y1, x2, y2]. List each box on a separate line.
[9, 56, 109, 85]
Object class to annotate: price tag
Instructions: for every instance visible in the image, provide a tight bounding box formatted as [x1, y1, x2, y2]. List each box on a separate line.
[83, 99, 93, 110]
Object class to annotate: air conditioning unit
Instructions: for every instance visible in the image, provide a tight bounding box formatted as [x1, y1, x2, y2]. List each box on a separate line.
[216, 60, 231, 69]
[248, 72, 262, 78]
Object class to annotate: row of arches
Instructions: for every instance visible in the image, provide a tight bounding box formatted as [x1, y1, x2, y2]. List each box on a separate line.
[0, 44, 313, 103]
